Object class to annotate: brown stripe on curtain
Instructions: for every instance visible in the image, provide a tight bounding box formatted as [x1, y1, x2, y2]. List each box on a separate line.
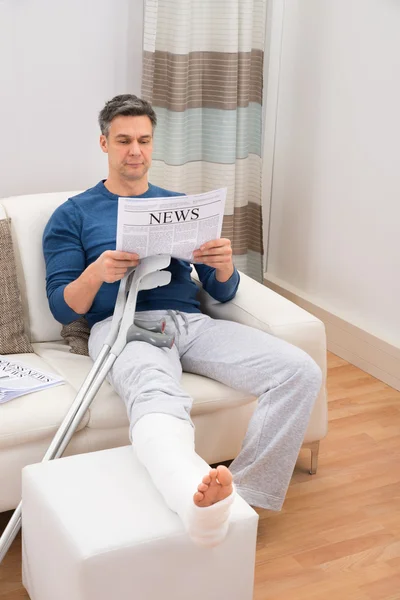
[222, 203, 263, 255]
[142, 50, 263, 111]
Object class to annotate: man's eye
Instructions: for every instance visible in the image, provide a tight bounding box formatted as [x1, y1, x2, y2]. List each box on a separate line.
[140, 140, 150, 144]
[119, 140, 129, 144]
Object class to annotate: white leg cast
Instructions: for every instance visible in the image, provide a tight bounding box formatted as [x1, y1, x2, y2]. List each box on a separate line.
[131, 413, 235, 548]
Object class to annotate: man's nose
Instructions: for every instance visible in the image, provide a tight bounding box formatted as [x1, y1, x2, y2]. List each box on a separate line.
[129, 141, 141, 155]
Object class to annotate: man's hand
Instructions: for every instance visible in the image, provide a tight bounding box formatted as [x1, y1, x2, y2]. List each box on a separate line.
[64, 250, 140, 316]
[92, 250, 140, 284]
[193, 238, 234, 282]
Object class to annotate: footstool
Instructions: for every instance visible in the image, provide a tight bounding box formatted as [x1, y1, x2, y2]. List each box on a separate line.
[21, 446, 259, 600]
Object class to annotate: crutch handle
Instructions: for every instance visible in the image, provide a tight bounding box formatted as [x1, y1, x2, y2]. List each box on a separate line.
[111, 256, 172, 357]
[134, 318, 167, 333]
[126, 323, 174, 348]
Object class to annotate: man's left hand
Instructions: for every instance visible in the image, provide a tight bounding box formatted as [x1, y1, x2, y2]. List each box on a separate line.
[193, 238, 234, 282]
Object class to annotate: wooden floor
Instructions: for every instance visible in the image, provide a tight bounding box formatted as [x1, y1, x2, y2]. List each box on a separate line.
[1, 352, 400, 599]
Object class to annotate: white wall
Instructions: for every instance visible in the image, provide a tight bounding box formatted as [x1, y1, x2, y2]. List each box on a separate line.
[0, 0, 143, 198]
[265, 0, 400, 348]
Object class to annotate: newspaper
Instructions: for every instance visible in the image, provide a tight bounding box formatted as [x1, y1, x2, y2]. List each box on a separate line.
[0, 358, 64, 404]
[116, 188, 227, 262]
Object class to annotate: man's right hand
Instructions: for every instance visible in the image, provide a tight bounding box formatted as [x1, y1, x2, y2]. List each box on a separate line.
[64, 250, 140, 316]
[92, 250, 140, 283]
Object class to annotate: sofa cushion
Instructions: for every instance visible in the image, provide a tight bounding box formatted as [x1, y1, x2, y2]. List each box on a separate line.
[0, 352, 89, 451]
[33, 342, 256, 431]
[33, 342, 129, 430]
[0, 216, 34, 354]
[0, 192, 81, 344]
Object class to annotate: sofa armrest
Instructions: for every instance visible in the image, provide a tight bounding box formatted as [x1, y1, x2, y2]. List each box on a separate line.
[194, 270, 327, 378]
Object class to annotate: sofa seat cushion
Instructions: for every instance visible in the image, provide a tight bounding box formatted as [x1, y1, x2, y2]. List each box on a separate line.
[33, 342, 256, 431]
[33, 342, 128, 431]
[0, 352, 89, 451]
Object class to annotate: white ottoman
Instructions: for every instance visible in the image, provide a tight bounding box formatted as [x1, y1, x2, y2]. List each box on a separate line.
[21, 446, 259, 600]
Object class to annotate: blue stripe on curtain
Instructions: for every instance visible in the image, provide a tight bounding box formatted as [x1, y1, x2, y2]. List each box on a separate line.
[152, 104, 262, 165]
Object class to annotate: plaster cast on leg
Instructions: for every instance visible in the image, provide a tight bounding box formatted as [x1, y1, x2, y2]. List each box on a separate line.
[131, 413, 235, 547]
[186, 477, 235, 547]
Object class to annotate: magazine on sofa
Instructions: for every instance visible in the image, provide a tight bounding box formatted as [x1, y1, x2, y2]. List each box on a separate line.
[0, 357, 64, 404]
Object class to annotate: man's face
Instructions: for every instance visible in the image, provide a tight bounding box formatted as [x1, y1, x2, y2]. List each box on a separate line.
[100, 115, 154, 183]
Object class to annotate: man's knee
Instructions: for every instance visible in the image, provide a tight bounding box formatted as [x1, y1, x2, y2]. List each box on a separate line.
[286, 347, 323, 395]
[298, 351, 323, 395]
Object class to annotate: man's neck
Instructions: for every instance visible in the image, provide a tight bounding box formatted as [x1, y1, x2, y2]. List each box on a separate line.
[104, 176, 149, 198]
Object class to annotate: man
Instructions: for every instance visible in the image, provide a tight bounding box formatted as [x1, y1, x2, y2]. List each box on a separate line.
[43, 94, 322, 547]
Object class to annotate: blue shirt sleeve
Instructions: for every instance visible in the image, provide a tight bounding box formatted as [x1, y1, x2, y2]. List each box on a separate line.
[194, 263, 240, 303]
[42, 200, 86, 324]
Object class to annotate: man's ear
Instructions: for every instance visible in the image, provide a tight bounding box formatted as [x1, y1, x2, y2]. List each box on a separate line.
[99, 135, 108, 154]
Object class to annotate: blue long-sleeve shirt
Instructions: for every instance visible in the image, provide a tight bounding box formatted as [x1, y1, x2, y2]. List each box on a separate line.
[43, 181, 240, 328]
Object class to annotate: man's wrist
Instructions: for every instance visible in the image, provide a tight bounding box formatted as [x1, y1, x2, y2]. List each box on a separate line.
[83, 262, 104, 288]
[215, 264, 235, 283]
[64, 264, 103, 316]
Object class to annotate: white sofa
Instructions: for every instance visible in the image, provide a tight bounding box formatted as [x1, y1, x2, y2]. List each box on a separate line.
[0, 191, 328, 513]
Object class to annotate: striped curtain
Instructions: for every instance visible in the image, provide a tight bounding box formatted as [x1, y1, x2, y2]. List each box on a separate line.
[142, 0, 267, 281]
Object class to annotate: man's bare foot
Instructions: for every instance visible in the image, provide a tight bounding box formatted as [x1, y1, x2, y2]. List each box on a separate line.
[193, 466, 233, 508]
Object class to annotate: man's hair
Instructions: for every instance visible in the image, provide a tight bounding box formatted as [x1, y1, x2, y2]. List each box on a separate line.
[98, 94, 157, 137]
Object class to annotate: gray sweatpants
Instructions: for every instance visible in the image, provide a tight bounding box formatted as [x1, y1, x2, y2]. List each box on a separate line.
[88, 310, 322, 511]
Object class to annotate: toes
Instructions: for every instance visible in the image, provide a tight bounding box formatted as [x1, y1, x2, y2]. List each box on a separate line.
[193, 491, 204, 504]
[202, 473, 212, 485]
[216, 465, 233, 487]
[209, 468, 218, 483]
[194, 467, 233, 508]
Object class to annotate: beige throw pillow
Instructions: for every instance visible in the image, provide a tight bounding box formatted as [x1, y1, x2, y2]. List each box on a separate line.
[61, 317, 90, 356]
[0, 218, 34, 354]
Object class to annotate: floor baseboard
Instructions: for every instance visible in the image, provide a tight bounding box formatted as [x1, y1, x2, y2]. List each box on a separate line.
[264, 273, 400, 392]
